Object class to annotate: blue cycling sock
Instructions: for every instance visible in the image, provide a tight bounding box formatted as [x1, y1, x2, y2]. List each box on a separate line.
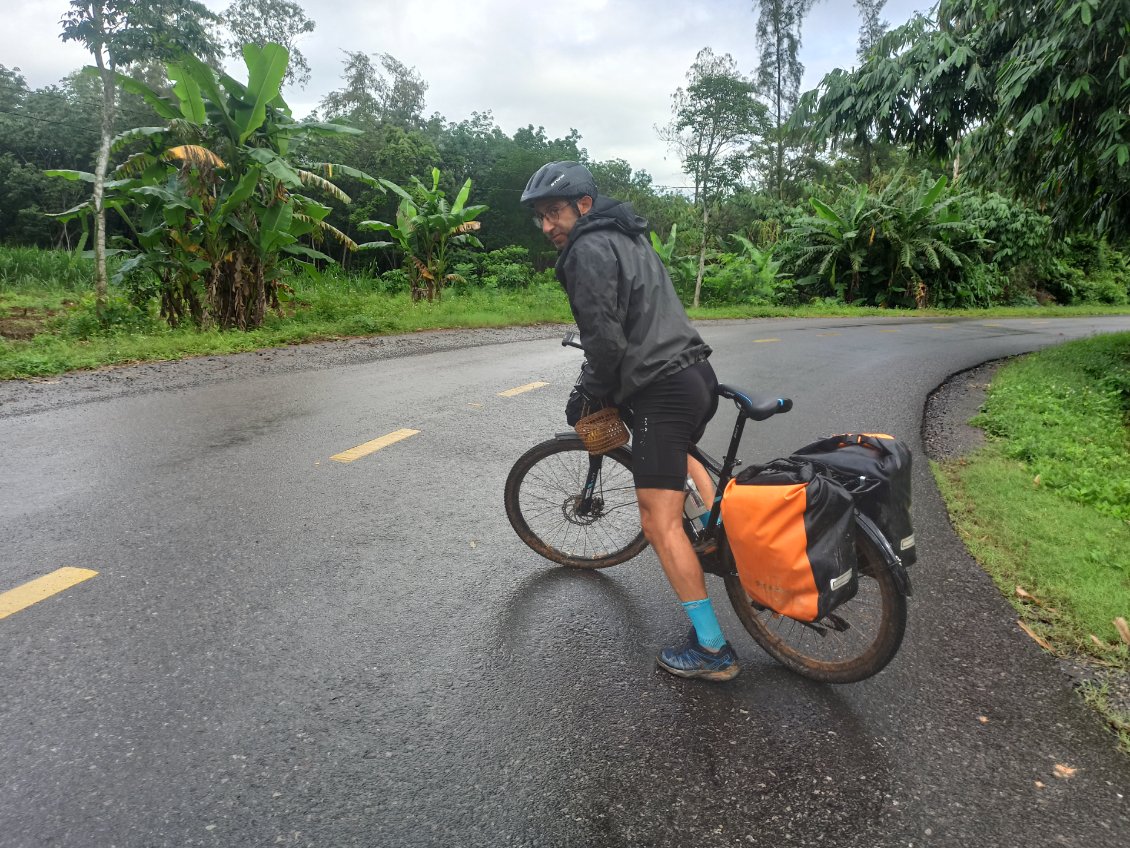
[681, 598, 726, 652]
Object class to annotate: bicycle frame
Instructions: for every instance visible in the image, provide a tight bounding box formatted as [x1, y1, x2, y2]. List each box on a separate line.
[562, 331, 792, 540]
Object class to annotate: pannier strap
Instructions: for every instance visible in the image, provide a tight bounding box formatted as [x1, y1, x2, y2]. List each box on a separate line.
[716, 385, 793, 421]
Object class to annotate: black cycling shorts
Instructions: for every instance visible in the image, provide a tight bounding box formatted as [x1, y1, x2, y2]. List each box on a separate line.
[623, 361, 718, 491]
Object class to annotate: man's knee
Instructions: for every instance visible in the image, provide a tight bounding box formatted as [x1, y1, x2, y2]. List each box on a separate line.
[637, 490, 684, 543]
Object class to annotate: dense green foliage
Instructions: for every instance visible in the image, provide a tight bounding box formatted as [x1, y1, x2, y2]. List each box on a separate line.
[1, 1, 1129, 327]
[800, 0, 1130, 238]
[47, 45, 370, 330]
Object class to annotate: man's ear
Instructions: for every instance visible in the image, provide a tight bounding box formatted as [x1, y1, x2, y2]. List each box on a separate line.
[576, 195, 594, 215]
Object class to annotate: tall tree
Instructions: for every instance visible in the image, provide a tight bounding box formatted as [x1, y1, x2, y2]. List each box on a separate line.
[222, 0, 316, 88]
[320, 51, 428, 130]
[59, 0, 220, 316]
[659, 48, 767, 307]
[854, 0, 888, 61]
[803, 0, 1130, 237]
[752, 0, 820, 200]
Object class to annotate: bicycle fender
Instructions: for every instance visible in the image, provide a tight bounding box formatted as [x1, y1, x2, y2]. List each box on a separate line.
[854, 512, 913, 596]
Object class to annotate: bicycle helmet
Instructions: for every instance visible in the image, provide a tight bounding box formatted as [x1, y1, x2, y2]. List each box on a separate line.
[521, 161, 598, 206]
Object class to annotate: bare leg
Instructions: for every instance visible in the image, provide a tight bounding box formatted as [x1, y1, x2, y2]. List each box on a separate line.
[687, 455, 715, 504]
[636, 488, 706, 601]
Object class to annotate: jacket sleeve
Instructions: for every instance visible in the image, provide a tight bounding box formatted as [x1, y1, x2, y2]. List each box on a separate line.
[562, 237, 627, 400]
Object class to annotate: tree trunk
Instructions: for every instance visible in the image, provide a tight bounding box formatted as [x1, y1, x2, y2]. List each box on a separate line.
[693, 201, 710, 309]
[91, 37, 116, 322]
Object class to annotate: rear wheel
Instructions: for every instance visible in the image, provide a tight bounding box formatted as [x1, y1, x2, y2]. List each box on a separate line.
[504, 437, 647, 569]
[723, 526, 907, 683]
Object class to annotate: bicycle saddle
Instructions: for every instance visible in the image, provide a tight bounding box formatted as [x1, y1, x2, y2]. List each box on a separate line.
[716, 385, 793, 420]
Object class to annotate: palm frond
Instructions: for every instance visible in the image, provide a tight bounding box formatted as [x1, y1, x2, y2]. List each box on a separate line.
[163, 145, 226, 169]
[413, 256, 434, 281]
[297, 169, 351, 204]
[110, 126, 167, 153]
[294, 214, 358, 251]
[111, 152, 158, 179]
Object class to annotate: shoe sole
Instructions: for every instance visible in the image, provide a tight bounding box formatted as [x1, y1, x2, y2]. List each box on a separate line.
[656, 660, 740, 681]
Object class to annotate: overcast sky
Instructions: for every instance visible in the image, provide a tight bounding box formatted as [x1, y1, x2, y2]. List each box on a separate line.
[3, 0, 932, 188]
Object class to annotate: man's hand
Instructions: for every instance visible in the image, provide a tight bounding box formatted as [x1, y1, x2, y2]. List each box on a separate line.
[566, 386, 600, 426]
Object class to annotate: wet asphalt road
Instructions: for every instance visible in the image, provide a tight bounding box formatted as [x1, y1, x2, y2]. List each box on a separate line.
[1, 316, 1129, 848]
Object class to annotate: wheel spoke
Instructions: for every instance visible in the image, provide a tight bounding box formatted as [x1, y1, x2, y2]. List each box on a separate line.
[505, 440, 647, 568]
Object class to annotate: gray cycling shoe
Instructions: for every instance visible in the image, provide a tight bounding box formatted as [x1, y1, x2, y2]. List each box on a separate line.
[656, 628, 740, 681]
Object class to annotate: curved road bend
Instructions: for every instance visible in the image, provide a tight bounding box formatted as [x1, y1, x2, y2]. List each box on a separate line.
[1, 315, 1128, 847]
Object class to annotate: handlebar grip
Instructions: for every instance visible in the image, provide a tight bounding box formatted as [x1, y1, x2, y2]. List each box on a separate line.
[561, 332, 584, 350]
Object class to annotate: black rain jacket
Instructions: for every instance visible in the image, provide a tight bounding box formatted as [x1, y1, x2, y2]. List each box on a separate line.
[555, 196, 711, 404]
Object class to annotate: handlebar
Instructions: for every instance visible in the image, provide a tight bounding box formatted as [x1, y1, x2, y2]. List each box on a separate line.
[561, 331, 584, 350]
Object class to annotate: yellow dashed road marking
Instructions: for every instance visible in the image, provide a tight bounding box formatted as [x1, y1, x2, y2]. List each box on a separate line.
[753, 338, 781, 343]
[498, 381, 549, 397]
[0, 567, 98, 620]
[331, 428, 419, 463]
[878, 328, 900, 333]
[816, 332, 840, 337]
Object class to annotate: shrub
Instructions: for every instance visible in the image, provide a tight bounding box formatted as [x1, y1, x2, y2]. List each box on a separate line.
[701, 235, 791, 306]
[452, 245, 538, 290]
[53, 293, 162, 339]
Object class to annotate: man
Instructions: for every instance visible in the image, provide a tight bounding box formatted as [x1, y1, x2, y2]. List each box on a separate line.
[521, 161, 739, 681]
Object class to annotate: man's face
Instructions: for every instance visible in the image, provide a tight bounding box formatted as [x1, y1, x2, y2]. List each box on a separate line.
[533, 196, 591, 250]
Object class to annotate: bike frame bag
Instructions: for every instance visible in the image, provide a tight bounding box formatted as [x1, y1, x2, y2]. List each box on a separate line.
[721, 458, 858, 622]
[791, 433, 916, 566]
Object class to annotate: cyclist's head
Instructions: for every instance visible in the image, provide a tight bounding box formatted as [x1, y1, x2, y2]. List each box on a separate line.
[522, 161, 598, 250]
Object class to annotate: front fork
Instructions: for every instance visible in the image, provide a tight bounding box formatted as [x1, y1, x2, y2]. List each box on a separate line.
[576, 453, 604, 515]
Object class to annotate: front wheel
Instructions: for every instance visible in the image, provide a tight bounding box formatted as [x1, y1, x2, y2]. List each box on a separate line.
[723, 527, 908, 683]
[504, 436, 648, 569]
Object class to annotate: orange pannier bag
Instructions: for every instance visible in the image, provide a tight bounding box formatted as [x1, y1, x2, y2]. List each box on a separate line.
[721, 458, 858, 622]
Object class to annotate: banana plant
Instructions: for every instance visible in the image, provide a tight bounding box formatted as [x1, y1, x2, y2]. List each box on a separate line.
[876, 171, 983, 307]
[358, 167, 487, 301]
[47, 43, 378, 330]
[789, 183, 879, 302]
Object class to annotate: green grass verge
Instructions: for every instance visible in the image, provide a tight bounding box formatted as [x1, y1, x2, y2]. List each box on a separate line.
[2, 244, 1130, 380]
[0, 285, 577, 380]
[933, 332, 1130, 751]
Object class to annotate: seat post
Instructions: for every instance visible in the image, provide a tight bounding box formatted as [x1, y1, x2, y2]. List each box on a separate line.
[701, 412, 747, 531]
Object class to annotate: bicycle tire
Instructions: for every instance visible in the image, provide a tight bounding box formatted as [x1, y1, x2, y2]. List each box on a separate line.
[722, 524, 907, 683]
[505, 436, 648, 569]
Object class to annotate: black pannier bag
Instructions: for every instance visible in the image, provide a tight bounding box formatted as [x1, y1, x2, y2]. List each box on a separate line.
[721, 458, 858, 622]
[791, 433, 916, 565]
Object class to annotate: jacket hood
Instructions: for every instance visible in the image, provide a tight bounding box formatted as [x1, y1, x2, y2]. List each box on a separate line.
[570, 196, 649, 240]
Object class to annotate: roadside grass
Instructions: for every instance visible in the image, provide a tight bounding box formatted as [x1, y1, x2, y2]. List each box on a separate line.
[3, 245, 1130, 379]
[0, 286, 575, 379]
[933, 332, 1130, 751]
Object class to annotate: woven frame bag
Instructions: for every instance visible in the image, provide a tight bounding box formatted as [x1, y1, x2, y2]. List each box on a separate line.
[574, 405, 630, 455]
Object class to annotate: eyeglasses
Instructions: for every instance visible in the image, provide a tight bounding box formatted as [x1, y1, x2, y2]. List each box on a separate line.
[532, 202, 574, 228]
